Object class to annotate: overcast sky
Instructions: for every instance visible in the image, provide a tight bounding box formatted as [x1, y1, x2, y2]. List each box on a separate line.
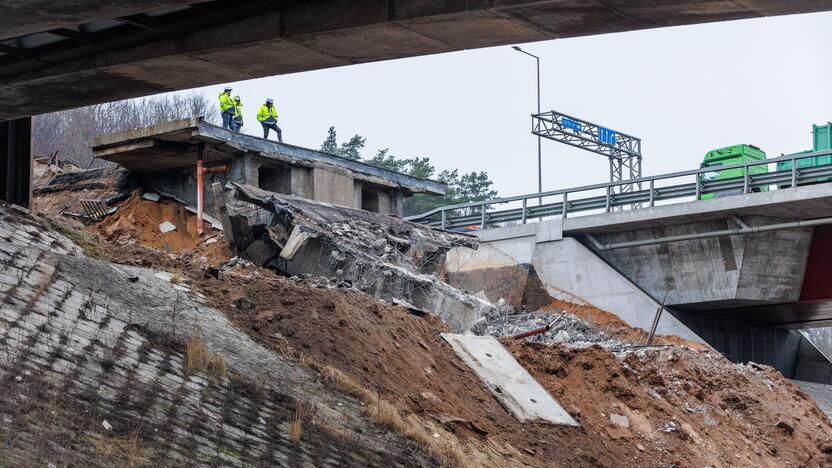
[193, 11, 832, 198]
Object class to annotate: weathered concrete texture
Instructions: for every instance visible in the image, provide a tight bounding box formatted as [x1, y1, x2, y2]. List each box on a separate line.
[794, 380, 832, 422]
[0, 203, 434, 466]
[670, 309, 802, 376]
[92, 118, 444, 217]
[445, 224, 703, 343]
[795, 332, 832, 385]
[589, 217, 813, 309]
[3, 2, 832, 119]
[441, 333, 578, 426]
[222, 183, 495, 332]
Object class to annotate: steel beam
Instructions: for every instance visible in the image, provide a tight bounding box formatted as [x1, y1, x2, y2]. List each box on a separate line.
[0, 117, 33, 208]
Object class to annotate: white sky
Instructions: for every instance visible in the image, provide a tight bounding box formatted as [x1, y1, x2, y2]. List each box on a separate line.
[191, 11, 832, 198]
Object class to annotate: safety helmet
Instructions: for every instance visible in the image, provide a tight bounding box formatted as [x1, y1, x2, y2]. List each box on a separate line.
[234, 95, 241, 101]
[266, 98, 274, 104]
[224, 86, 232, 92]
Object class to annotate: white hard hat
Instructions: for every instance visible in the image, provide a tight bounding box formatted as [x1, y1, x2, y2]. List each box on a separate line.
[266, 98, 274, 103]
[224, 86, 232, 92]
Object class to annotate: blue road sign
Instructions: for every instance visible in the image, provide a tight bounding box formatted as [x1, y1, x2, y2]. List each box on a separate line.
[599, 127, 617, 146]
[562, 117, 582, 133]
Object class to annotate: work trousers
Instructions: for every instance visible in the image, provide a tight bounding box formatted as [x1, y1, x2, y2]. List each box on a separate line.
[221, 110, 234, 129]
[261, 122, 283, 142]
[230, 118, 243, 132]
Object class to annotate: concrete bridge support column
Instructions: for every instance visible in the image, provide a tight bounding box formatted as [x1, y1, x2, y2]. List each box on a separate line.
[0, 117, 32, 208]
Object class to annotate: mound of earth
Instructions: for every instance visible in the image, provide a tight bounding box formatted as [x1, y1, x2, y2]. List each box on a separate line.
[95, 191, 230, 266]
[507, 340, 832, 467]
[190, 263, 832, 467]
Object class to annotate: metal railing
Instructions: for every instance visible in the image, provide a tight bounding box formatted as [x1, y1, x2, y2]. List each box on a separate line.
[406, 150, 832, 230]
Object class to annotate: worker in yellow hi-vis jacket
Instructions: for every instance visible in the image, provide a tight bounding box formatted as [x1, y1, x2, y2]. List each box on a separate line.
[230, 95, 243, 133]
[257, 98, 282, 142]
[218, 86, 234, 130]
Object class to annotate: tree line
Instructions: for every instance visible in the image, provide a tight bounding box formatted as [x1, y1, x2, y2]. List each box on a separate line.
[33, 92, 217, 169]
[320, 126, 498, 217]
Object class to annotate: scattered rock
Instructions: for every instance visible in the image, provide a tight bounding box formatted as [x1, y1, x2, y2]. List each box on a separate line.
[610, 413, 630, 429]
[142, 192, 161, 202]
[102, 420, 112, 431]
[662, 421, 677, 433]
[775, 420, 795, 435]
[159, 221, 177, 233]
[702, 413, 718, 426]
[232, 297, 256, 311]
[553, 329, 571, 344]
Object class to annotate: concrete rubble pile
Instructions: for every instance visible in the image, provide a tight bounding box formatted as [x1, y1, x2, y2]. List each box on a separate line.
[218, 183, 496, 332]
[485, 310, 625, 348]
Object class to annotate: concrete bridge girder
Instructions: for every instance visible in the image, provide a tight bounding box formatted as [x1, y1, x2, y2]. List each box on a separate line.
[1, 1, 831, 120]
[590, 216, 813, 309]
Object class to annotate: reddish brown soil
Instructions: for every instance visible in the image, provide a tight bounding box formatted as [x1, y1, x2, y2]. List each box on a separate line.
[507, 340, 832, 467]
[95, 191, 230, 267]
[182, 265, 832, 467]
[57, 195, 832, 467]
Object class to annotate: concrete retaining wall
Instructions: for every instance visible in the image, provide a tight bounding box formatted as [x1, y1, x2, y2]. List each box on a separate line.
[444, 221, 703, 343]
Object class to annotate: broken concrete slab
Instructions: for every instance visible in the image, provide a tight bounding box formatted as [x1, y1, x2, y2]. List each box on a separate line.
[142, 191, 161, 202]
[220, 183, 495, 332]
[441, 333, 578, 426]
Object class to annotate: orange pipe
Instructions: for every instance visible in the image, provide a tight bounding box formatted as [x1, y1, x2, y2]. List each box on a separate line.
[197, 157, 204, 235]
[512, 325, 549, 340]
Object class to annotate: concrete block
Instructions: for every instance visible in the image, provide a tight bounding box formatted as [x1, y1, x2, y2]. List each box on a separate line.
[536, 219, 563, 243]
[279, 226, 312, 260]
[441, 333, 578, 426]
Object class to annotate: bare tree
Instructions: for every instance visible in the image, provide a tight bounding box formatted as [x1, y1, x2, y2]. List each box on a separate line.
[33, 92, 219, 169]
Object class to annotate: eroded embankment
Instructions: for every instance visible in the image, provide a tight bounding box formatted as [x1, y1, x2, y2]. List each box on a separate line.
[0, 203, 436, 467]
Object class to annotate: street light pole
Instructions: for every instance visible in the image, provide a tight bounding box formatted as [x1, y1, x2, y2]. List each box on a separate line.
[513, 46, 542, 209]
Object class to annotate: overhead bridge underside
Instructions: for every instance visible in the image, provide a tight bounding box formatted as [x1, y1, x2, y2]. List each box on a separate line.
[1, 0, 831, 120]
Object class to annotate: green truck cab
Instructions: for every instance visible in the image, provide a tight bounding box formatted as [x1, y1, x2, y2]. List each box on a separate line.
[776, 123, 832, 186]
[698, 144, 769, 200]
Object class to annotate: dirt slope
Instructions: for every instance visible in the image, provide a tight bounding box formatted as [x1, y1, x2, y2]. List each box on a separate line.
[508, 341, 832, 467]
[38, 188, 832, 467]
[193, 265, 832, 467]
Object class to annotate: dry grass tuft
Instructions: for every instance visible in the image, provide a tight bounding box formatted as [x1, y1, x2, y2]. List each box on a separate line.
[366, 394, 404, 429]
[185, 333, 227, 381]
[126, 431, 147, 467]
[186, 333, 209, 374]
[25, 268, 57, 311]
[319, 365, 373, 401]
[289, 401, 304, 444]
[206, 355, 227, 381]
